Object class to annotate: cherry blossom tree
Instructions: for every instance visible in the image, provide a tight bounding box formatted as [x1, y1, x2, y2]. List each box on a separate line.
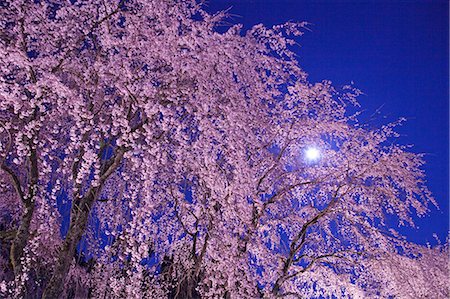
[0, 0, 448, 298]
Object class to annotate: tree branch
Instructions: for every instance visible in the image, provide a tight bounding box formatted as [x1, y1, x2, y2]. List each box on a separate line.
[1, 164, 25, 202]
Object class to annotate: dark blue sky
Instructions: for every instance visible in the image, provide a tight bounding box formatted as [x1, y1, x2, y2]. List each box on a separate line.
[205, 0, 449, 245]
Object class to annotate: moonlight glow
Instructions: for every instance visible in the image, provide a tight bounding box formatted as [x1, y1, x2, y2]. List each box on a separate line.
[305, 147, 321, 161]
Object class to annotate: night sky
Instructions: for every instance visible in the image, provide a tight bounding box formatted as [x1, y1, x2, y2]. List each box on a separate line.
[204, 0, 449, 245]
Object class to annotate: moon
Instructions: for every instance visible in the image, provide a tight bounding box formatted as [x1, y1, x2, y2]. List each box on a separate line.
[305, 147, 321, 162]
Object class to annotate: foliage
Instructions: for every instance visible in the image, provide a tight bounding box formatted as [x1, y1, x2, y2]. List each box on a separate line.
[0, 0, 448, 298]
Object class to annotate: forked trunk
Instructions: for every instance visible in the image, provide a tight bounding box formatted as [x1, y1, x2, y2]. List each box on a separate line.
[42, 194, 94, 299]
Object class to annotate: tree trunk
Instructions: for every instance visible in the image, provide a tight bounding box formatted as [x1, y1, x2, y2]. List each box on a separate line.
[1, 160, 37, 277]
[42, 194, 95, 299]
[10, 204, 34, 276]
[43, 146, 126, 298]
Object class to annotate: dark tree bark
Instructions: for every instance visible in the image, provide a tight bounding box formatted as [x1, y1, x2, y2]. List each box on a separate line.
[2, 146, 38, 277]
[42, 192, 95, 299]
[43, 148, 126, 298]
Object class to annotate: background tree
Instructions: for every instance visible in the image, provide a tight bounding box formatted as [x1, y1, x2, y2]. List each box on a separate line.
[0, 0, 448, 298]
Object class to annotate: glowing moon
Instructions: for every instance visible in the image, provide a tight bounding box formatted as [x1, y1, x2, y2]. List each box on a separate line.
[305, 147, 321, 161]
